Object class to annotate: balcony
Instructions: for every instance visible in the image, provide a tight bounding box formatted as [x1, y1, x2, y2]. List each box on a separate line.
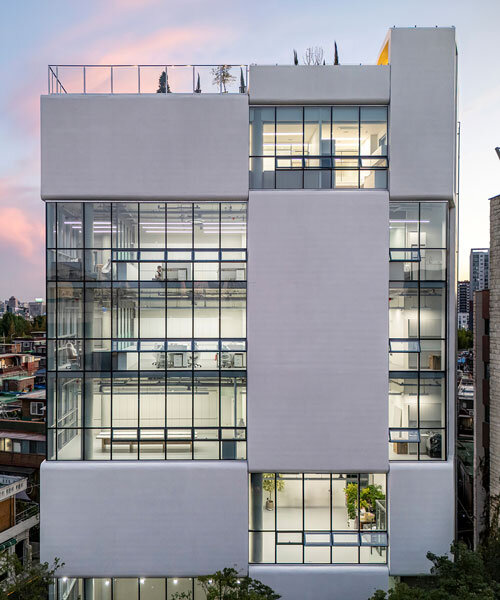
[48, 64, 248, 95]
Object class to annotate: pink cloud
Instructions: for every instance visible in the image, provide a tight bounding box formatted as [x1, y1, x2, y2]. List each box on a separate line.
[0, 206, 44, 261]
[0, 178, 44, 262]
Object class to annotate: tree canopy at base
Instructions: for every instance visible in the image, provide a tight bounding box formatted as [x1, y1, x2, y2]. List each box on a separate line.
[369, 541, 500, 600]
[171, 568, 280, 600]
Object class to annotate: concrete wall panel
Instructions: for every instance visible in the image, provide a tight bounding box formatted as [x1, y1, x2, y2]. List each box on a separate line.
[388, 28, 457, 200]
[40, 461, 248, 577]
[249, 565, 388, 600]
[41, 94, 249, 200]
[247, 190, 389, 472]
[249, 65, 390, 104]
[389, 461, 454, 575]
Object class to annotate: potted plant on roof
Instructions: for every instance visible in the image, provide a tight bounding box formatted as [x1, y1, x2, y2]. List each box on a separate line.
[262, 473, 285, 511]
[212, 65, 235, 93]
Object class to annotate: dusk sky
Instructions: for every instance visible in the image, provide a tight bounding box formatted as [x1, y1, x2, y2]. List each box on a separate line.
[1, 0, 499, 300]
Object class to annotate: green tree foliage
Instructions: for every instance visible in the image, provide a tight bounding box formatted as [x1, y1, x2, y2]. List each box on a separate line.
[368, 541, 500, 599]
[170, 568, 280, 600]
[0, 552, 61, 599]
[0, 313, 33, 340]
[458, 327, 473, 350]
[32, 315, 46, 331]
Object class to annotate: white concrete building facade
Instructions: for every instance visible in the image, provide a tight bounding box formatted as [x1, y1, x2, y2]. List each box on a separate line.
[41, 27, 457, 600]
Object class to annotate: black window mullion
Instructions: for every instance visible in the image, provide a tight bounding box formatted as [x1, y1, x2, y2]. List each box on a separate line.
[302, 473, 305, 563]
[219, 204, 222, 459]
[357, 474, 361, 564]
[358, 107, 361, 189]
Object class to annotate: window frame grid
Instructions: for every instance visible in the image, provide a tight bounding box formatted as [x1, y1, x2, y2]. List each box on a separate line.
[46, 202, 247, 462]
[249, 106, 389, 190]
[388, 201, 448, 462]
[249, 473, 388, 565]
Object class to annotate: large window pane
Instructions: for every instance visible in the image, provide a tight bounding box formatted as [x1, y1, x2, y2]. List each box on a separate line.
[57, 283, 83, 339]
[140, 375, 165, 428]
[390, 202, 419, 249]
[194, 203, 219, 248]
[332, 107, 359, 156]
[420, 203, 447, 248]
[389, 283, 418, 339]
[167, 203, 192, 248]
[304, 475, 330, 531]
[276, 474, 303, 531]
[85, 284, 111, 338]
[139, 203, 165, 248]
[57, 203, 83, 249]
[420, 373, 445, 428]
[360, 107, 387, 156]
[112, 203, 138, 249]
[249, 107, 275, 156]
[304, 107, 331, 156]
[221, 203, 246, 249]
[220, 375, 246, 427]
[389, 374, 419, 430]
[420, 283, 446, 338]
[167, 283, 193, 338]
[249, 157, 275, 189]
[84, 373, 111, 428]
[194, 373, 219, 427]
[84, 203, 112, 249]
[112, 283, 139, 338]
[57, 249, 83, 281]
[194, 283, 219, 338]
[112, 375, 138, 427]
[167, 373, 192, 428]
[221, 283, 246, 338]
[57, 373, 82, 428]
[276, 107, 303, 156]
[85, 249, 112, 281]
[140, 284, 166, 339]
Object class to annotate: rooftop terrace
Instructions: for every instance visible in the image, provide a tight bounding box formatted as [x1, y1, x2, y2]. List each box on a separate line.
[49, 64, 249, 95]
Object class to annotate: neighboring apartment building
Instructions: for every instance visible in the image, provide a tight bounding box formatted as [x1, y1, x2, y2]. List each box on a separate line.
[40, 28, 457, 599]
[470, 250, 490, 295]
[0, 475, 39, 563]
[472, 289, 490, 546]
[458, 280, 470, 330]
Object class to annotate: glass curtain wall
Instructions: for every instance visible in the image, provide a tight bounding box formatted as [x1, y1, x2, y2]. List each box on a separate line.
[389, 202, 447, 460]
[249, 106, 388, 189]
[54, 577, 208, 600]
[249, 473, 387, 564]
[47, 202, 247, 461]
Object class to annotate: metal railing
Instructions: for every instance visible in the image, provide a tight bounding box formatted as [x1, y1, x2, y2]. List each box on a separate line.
[15, 503, 39, 525]
[48, 64, 249, 95]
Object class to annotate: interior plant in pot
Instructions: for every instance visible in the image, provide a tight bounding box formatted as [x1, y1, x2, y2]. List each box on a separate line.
[262, 473, 285, 511]
[345, 483, 359, 528]
[345, 483, 386, 528]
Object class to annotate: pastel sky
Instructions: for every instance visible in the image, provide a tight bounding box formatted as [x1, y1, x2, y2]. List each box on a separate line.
[1, 0, 499, 299]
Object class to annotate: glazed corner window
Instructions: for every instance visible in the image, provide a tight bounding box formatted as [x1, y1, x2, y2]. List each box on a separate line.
[249, 473, 387, 565]
[249, 106, 388, 190]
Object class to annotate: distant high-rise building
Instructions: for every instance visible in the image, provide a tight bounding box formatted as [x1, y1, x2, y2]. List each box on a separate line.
[470, 249, 489, 295]
[7, 296, 18, 310]
[458, 281, 471, 313]
[28, 300, 46, 318]
[458, 280, 471, 330]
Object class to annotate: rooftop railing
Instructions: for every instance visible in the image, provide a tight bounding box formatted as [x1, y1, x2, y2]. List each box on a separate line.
[48, 64, 249, 95]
